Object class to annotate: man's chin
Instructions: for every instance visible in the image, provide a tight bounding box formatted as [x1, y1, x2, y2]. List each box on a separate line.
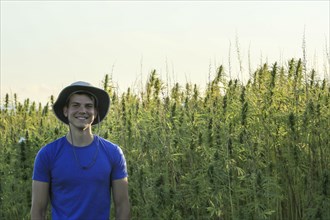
[69, 122, 92, 130]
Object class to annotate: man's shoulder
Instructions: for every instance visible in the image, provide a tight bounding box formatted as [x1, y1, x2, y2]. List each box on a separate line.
[38, 136, 66, 155]
[97, 136, 124, 155]
[97, 136, 118, 148]
[44, 136, 66, 147]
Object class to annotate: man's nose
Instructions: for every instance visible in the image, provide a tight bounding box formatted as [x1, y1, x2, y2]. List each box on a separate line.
[78, 106, 87, 113]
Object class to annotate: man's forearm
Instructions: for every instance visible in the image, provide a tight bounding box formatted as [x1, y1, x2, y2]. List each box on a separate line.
[115, 203, 130, 220]
[31, 208, 47, 220]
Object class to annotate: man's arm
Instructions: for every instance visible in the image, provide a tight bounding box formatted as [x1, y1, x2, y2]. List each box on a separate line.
[31, 180, 49, 220]
[112, 177, 130, 220]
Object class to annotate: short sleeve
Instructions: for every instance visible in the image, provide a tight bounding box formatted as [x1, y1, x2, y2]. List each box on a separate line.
[32, 147, 51, 183]
[110, 146, 128, 181]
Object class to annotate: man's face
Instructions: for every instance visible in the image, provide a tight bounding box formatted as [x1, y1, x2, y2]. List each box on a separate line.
[63, 93, 97, 130]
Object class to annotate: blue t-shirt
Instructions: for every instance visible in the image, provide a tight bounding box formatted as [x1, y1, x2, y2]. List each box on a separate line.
[32, 135, 128, 220]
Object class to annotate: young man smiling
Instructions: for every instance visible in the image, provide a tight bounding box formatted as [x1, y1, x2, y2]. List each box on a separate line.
[31, 81, 130, 220]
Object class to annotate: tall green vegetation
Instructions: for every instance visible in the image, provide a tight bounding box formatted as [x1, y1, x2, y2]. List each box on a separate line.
[0, 58, 329, 220]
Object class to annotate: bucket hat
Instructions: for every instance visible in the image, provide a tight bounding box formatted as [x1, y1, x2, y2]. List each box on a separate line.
[53, 81, 110, 125]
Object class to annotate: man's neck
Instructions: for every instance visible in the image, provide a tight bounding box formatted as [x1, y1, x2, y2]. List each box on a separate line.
[67, 126, 94, 147]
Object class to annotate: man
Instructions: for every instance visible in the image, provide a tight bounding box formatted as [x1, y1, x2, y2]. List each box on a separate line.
[31, 81, 130, 220]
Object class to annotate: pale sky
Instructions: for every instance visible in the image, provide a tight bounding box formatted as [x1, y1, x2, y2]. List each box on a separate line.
[1, 1, 329, 105]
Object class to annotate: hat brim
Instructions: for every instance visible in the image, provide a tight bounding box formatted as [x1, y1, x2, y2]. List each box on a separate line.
[53, 84, 110, 125]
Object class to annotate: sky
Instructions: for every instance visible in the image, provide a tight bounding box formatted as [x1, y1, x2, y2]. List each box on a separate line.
[1, 1, 329, 105]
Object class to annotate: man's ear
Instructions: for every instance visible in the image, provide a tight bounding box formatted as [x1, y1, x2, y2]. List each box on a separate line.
[63, 106, 68, 117]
